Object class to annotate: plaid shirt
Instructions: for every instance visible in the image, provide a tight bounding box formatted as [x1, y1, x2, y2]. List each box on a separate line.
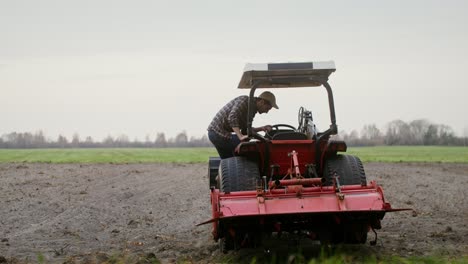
[207, 95, 257, 139]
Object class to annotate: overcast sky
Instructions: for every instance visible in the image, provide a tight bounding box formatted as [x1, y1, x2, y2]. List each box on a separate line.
[1, 0, 467, 141]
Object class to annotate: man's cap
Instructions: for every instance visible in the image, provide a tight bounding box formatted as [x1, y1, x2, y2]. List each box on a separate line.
[258, 91, 279, 109]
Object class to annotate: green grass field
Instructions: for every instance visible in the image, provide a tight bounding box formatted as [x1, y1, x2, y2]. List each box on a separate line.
[347, 146, 468, 163]
[0, 146, 467, 163]
[0, 148, 217, 163]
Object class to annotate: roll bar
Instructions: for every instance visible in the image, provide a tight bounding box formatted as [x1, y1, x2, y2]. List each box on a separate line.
[246, 77, 338, 138]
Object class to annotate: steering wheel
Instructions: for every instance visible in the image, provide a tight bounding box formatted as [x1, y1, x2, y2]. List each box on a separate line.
[272, 124, 296, 130]
[265, 124, 297, 139]
[298, 107, 305, 131]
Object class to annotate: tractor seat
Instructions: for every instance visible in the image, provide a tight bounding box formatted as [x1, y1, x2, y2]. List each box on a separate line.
[272, 132, 308, 140]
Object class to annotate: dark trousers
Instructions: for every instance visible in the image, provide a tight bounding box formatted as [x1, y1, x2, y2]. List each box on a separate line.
[208, 130, 241, 159]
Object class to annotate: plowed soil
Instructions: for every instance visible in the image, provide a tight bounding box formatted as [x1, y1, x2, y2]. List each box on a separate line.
[0, 162, 467, 263]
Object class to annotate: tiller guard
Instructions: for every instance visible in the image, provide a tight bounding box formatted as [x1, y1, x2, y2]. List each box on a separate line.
[199, 180, 410, 243]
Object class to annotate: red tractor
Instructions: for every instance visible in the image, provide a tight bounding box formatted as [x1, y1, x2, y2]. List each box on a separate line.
[200, 61, 406, 252]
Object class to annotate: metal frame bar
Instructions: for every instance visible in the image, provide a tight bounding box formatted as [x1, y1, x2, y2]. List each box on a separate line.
[246, 76, 337, 137]
[245, 76, 338, 173]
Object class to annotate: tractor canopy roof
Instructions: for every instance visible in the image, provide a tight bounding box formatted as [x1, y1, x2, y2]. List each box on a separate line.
[238, 61, 336, 89]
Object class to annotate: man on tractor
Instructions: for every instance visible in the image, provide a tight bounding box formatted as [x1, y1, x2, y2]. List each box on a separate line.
[207, 91, 278, 159]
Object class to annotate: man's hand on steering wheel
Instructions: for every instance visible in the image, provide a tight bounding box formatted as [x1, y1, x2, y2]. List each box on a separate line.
[254, 125, 272, 133]
[262, 125, 273, 132]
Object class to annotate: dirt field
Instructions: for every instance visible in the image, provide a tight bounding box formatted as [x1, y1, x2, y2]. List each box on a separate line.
[0, 162, 467, 263]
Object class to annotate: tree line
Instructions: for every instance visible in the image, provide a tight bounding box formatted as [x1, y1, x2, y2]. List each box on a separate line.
[336, 119, 466, 146]
[0, 119, 466, 148]
[0, 131, 212, 148]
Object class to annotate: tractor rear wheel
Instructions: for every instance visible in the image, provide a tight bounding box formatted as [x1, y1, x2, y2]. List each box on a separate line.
[218, 157, 259, 253]
[322, 154, 368, 244]
[323, 154, 367, 186]
[219, 156, 259, 192]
